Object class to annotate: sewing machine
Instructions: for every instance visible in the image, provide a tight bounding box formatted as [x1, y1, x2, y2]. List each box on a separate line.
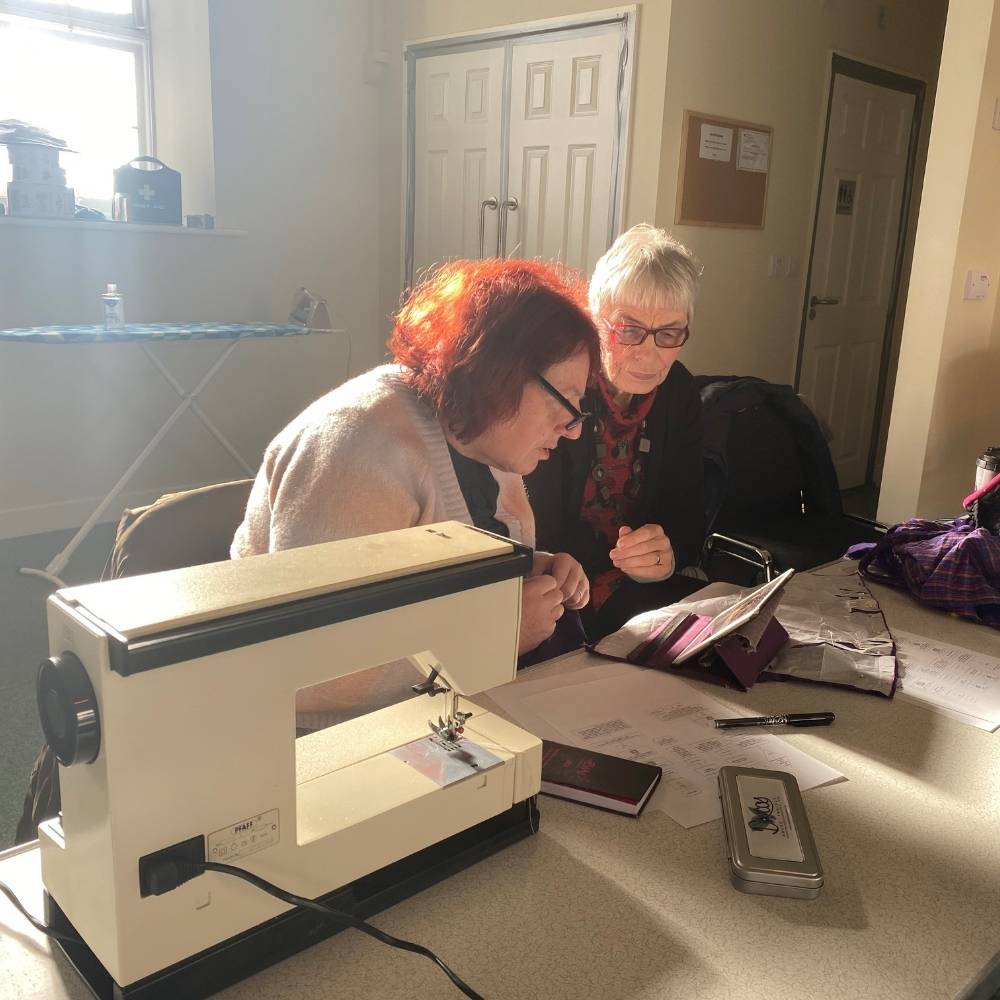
[35, 521, 542, 998]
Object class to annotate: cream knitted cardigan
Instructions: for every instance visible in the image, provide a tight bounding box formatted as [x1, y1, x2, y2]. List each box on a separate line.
[232, 366, 537, 732]
[231, 364, 536, 559]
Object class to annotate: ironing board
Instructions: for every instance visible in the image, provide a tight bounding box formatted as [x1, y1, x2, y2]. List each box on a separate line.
[2, 322, 337, 587]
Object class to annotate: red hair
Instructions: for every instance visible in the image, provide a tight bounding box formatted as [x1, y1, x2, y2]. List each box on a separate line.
[389, 259, 599, 442]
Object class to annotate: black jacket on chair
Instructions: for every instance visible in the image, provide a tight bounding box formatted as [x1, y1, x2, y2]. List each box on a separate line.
[695, 375, 881, 584]
[697, 375, 842, 526]
[526, 361, 706, 575]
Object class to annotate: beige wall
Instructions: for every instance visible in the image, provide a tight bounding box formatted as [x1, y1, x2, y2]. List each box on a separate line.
[208, 0, 383, 372]
[655, 0, 947, 383]
[879, 0, 1000, 523]
[149, 0, 217, 216]
[0, 0, 964, 543]
[0, 0, 375, 542]
[380, 0, 946, 430]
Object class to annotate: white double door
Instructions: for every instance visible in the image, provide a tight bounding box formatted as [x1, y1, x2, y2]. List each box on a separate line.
[410, 21, 626, 281]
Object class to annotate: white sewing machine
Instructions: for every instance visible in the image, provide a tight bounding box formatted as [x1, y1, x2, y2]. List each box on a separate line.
[35, 521, 542, 998]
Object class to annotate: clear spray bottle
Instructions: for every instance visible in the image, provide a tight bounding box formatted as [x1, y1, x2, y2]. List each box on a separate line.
[102, 283, 125, 329]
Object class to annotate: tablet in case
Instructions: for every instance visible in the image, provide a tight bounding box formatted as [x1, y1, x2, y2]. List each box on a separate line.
[606, 569, 793, 690]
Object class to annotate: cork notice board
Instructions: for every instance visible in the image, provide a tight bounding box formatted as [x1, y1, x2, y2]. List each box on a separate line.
[675, 111, 772, 228]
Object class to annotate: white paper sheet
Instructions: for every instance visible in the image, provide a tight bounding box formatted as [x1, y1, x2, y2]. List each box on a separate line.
[737, 127, 770, 172]
[894, 630, 1000, 732]
[699, 123, 733, 161]
[488, 661, 844, 828]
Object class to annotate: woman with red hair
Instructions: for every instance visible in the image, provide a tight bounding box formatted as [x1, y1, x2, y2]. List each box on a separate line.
[233, 258, 599, 661]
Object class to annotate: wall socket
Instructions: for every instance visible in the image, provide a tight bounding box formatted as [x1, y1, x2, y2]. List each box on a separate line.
[768, 255, 796, 278]
[964, 270, 990, 300]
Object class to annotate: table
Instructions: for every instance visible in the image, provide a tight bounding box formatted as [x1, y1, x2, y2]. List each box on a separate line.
[1, 578, 998, 999]
[1, 323, 338, 586]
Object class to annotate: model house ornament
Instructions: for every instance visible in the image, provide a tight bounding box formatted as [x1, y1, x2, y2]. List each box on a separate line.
[0, 120, 75, 219]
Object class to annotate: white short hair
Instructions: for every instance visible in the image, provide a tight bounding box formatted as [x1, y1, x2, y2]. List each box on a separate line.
[589, 224, 702, 322]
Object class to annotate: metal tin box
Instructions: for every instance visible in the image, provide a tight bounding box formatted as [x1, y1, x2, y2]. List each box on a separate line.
[718, 766, 823, 899]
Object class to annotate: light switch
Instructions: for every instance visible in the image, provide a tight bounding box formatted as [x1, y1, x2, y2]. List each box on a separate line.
[964, 270, 991, 300]
[768, 255, 785, 278]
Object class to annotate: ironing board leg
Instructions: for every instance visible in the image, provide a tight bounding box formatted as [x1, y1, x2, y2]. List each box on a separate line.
[141, 346, 255, 476]
[19, 340, 246, 587]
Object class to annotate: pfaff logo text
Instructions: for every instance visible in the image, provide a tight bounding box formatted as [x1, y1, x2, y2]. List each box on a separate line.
[234, 821, 253, 834]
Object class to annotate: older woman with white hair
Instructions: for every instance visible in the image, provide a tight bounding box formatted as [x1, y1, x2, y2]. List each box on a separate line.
[526, 224, 705, 639]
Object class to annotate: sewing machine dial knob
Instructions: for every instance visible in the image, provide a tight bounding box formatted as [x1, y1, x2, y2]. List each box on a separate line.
[37, 652, 101, 767]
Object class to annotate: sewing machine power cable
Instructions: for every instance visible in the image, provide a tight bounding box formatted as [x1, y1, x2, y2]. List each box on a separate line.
[180, 859, 486, 999]
[0, 877, 81, 945]
[0, 863, 486, 999]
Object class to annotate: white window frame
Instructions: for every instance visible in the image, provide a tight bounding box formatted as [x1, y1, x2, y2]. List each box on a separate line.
[0, 0, 154, 159]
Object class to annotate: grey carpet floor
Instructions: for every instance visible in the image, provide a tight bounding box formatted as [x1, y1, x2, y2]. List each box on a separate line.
[0, 523, 116, 846]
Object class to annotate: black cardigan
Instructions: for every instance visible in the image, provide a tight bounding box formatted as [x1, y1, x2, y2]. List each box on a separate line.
[526, 361, 706, 575]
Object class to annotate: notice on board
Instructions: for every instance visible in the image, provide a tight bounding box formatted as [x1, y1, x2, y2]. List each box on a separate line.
[737, 128, 770, 173]
[699, 123, 733, 162]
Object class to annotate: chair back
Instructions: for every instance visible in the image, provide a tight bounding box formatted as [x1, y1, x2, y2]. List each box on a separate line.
[722, 402, 806, 517]
[17, 479, 254, 843]
[697, 375, 842, 526]
[103, 479, 253, 580]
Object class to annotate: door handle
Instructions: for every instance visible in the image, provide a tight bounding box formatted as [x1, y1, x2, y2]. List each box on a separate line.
[497, 196, 519, 258]
[478, 197, 499, 258]
[808, 295, 840, 320]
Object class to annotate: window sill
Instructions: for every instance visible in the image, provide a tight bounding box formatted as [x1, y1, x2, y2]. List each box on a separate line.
[0, 216, 247, 238]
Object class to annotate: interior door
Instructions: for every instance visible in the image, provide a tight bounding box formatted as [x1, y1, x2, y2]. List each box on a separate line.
[412, 46, 505, 277]
[797, 72, 916, 490]
[504, 27, 622, 272]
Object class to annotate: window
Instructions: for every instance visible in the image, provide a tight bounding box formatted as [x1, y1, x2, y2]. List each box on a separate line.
[0, 1, 151, 215]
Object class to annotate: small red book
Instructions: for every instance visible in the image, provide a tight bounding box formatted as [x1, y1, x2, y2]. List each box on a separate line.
[540, 740, 662, 817]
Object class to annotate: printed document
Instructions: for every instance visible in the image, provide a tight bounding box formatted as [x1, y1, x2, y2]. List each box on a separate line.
[699, 123, 733, 162]
[737, 128, 770, 172]
[894, 630, 1000, 732]
[488, 660, 844, 828]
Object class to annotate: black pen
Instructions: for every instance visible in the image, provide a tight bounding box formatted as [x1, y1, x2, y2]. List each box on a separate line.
[714, 712, 835, 730]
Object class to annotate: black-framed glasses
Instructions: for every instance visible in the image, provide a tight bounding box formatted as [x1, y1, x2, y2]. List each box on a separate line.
[535, 373, 590, 432]
[605, 320, 690, 349]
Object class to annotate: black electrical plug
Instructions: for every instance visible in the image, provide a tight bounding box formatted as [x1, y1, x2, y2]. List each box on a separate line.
[138, 834, 205, 897]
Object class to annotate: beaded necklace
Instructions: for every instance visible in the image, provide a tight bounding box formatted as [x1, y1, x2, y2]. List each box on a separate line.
[583, 381, 656, 524]
[580, 384, 656, 609]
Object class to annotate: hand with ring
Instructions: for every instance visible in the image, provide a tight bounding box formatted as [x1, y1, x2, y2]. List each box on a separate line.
[609, 523, 675, 582]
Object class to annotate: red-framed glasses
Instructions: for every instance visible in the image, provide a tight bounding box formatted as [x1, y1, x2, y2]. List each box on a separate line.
[605, 320, 690, 349]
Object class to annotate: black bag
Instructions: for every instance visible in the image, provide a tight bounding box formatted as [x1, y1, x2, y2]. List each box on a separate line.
[14, 744, 59, 844]
[113, 156, 181, 224]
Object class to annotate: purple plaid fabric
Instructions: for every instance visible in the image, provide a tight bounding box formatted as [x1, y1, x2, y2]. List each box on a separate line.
[850, 517, 1000, 627]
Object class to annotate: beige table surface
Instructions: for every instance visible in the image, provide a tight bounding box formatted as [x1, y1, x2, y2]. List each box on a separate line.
[2, 574, 999, 1000]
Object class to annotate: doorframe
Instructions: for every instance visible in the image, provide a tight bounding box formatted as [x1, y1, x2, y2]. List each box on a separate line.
[792, 54, 925, 489]
[402, 6, 637, 287]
